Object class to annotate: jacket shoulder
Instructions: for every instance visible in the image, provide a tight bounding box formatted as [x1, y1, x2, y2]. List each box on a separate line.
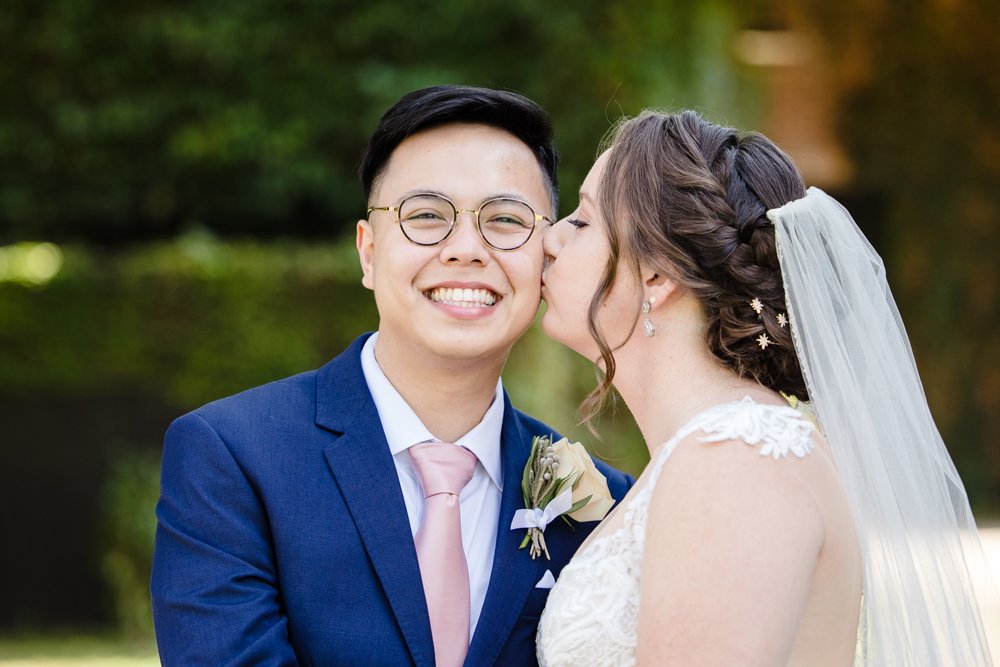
[187, 368, 319, 429]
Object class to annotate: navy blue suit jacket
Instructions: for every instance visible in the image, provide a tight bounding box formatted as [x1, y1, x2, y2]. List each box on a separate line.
[151, 334, 633, 666]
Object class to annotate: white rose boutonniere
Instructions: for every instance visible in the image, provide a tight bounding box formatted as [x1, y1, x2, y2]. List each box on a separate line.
[552, 437, 616, 522]
[510, 435, 614, 560]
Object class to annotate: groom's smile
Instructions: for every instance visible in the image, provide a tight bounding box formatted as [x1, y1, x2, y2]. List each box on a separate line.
[425, 283, 501, 312]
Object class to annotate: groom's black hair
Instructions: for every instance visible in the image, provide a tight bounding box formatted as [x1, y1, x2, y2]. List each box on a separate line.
[358, 85, 558, 213]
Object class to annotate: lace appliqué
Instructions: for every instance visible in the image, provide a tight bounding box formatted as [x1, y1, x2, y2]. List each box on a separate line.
[697, 396, 815, 459]
[536, 398, 816, 667]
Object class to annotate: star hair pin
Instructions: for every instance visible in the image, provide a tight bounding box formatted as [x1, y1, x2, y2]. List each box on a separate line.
[776, 313, 788, 328]
[749, 297, 764, 315]
[756, 333, 772, 350]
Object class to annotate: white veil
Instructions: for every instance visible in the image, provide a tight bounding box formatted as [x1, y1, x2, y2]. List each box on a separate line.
[769, 187, 997, 665]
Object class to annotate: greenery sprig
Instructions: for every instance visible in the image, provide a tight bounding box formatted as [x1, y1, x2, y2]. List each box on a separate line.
[519, 435, 593, 560]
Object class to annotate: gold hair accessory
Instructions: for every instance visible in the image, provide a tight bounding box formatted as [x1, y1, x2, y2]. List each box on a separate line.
[750, 297, 763, 315]
[776, 313, 788, 328]
[756, 333, 772, 350]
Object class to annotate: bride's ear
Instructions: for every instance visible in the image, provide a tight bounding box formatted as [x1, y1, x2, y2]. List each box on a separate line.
[641, 267, 678, 311]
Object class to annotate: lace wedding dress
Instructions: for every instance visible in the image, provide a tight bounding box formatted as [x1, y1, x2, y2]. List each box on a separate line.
[536, 397, 816, 667]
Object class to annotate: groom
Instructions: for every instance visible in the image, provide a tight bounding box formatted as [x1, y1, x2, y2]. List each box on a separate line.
[151, 85, 633, 666]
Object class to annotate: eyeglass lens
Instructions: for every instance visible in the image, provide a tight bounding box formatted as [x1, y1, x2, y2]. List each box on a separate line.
[398, 194, 535, 250]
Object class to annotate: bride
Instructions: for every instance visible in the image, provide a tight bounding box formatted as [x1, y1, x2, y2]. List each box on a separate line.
[535, 110, 996, 666]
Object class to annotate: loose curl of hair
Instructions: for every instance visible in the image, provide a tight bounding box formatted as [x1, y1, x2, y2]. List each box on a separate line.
[581, 110, 809, 423]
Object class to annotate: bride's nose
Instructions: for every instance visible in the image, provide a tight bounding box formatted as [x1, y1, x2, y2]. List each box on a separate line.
[542, 218, 567, 257]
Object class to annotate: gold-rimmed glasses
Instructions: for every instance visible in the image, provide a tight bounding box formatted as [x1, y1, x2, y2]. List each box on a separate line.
[367, 193, 550, 251]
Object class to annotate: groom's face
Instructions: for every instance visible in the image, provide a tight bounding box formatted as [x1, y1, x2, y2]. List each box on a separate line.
[356, 123, 551, 363]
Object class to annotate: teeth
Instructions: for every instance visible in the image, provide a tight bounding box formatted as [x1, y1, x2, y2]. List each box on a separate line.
[427, 287, 499, 307]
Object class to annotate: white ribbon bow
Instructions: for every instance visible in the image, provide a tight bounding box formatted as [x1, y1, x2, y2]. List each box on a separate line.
[510, 488, 573, 532]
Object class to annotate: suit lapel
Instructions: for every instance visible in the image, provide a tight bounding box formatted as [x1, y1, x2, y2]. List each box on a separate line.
[316, 336, 435, 667]
[465, 394, 545, 666]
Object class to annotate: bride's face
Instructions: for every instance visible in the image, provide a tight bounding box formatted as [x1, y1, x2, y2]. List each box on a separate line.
[541, 152, 642, 361]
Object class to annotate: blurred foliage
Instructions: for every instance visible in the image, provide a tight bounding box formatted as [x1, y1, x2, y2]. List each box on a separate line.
[0, 635, 157, 664]
[0, 0, 755, 243]
[0, 232, 374, 405]
[100, 449, 160, 641]
[792, 0, 1000, 511]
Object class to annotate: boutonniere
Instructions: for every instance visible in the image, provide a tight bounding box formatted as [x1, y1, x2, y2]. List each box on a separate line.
[510, 435, 615, 559]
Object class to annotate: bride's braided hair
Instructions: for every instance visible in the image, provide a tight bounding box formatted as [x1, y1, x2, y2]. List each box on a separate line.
[582, 110, 809, 421]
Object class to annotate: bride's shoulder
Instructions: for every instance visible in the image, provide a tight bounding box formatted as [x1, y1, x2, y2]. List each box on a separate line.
[638, 399, 827, 583]
[634, 400, 833, 666]
[645, 397, 827, 527]
[649, 397, 835, 520]
[681, 396, 818, 460]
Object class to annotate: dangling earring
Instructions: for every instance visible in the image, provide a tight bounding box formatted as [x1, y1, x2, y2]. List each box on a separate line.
[642, 296, 656, 337]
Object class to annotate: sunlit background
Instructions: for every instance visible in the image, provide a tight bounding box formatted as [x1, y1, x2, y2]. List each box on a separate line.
[2, 0, 998, 663]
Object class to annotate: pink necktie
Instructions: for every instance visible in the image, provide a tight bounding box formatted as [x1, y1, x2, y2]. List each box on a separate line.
[409, 442, 478, 667]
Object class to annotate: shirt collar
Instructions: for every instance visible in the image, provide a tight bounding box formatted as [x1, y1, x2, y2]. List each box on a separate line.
[360, 332, 504, 490]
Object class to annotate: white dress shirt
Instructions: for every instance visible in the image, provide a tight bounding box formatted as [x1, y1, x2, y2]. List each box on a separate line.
[360, 333, 504, 639]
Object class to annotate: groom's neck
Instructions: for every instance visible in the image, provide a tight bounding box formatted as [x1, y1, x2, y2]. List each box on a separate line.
[373, 334, 507, 443]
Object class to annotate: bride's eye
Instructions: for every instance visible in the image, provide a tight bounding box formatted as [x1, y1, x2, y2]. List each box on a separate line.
[567, 218, 589, 229]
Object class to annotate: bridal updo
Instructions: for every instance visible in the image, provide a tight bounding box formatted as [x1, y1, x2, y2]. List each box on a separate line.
[584, 110, 809, 419]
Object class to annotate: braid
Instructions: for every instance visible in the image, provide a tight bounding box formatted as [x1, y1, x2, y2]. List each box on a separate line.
[720, 134, 806, 395]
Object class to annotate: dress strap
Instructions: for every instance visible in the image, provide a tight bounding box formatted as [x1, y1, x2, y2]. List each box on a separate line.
[645, 397, 816, 493]
[624, 398, 818, 549]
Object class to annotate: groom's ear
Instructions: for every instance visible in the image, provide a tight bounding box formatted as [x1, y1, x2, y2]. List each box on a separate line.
[356, 219, 376, 291]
